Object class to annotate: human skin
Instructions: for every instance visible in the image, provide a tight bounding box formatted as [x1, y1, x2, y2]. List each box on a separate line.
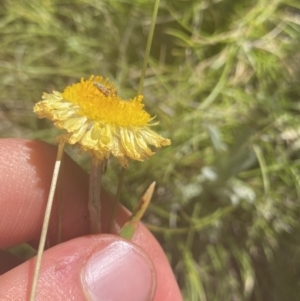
[0, 139, 183, 301]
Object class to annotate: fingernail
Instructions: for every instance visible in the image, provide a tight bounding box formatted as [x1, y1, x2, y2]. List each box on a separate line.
[82, 240, 155, 301]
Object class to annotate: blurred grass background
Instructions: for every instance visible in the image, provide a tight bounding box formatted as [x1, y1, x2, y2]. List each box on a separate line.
[1, 0, 300, 300]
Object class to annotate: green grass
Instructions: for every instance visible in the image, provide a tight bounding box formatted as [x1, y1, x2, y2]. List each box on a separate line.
[1, 0, 300, 300]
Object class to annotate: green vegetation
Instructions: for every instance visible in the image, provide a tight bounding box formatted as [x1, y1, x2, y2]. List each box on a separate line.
[1, 0, 300, 300]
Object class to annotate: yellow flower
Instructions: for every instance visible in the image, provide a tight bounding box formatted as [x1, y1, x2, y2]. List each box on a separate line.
[34, 75, 171, 166]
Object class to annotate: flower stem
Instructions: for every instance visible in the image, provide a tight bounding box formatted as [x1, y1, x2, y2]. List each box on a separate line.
[137, 0, 160, 95]
[29, 140, 65, 301]
[88, 158, 103, 233]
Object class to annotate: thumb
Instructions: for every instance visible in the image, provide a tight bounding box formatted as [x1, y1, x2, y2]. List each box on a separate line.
[0, 235, 156, 301]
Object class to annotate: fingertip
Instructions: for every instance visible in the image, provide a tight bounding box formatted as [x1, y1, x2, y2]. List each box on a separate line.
[82, 236, 156, 301]
[0, 235, 156, 301]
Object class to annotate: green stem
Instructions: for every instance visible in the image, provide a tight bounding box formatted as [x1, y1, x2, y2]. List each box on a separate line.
[110, 0, 161, 233]
[137, 0, 160, 95]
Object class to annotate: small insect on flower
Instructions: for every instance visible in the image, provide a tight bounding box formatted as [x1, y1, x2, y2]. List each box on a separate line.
[93, 82, 117, 97]
[34, 75, 171, 167]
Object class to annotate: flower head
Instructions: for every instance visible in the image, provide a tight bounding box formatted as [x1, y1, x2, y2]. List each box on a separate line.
[34, 75, 171, 166]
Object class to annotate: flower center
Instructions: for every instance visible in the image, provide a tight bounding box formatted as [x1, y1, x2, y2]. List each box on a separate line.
[62, 76, 152, 127]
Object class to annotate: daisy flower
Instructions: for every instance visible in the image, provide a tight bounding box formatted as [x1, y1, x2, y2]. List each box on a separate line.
[34, 75, 171, 166]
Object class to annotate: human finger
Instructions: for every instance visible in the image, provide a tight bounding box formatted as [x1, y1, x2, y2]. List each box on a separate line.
[0, 138, 183, 301]
[0, 235, 156, 301]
